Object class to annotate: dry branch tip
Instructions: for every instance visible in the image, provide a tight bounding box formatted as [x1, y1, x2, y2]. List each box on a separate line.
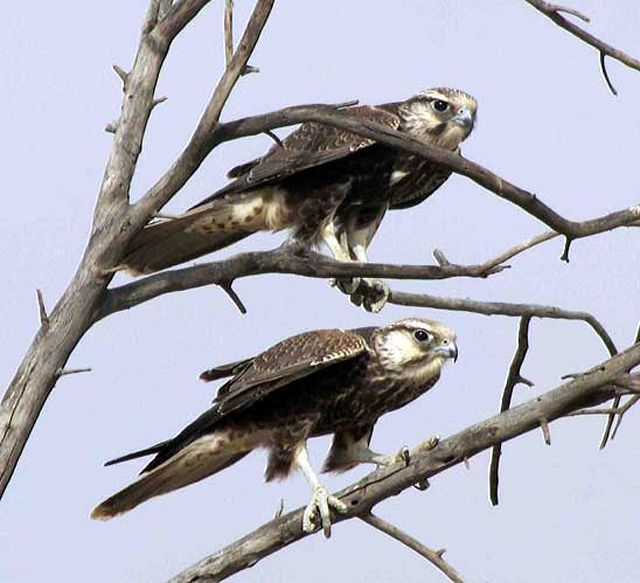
[220, 280, 247, 314]
[56, 367, 92, 377]
[600, 52, 618, 96]
[539, 418, 551, 445]
[35, 289, 49, 327]
[112, 64, 130, 90]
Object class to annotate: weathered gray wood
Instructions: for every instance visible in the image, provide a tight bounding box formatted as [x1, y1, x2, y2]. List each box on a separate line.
[0, 0, 214, 501]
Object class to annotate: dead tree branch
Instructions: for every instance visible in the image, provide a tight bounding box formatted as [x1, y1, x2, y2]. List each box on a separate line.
[524, 0, 640, 94]
[165, 343, 640, 583]
[130, 0, 274, 229]
[388, 292, 616, 357]
[489, 316, 532, 506]
[185, 102, 640, 248]
[0, 0, 269, 502]
[97, 248, 506, 320]
[361, 512, 467, 583]
[600, 325, 640, 447]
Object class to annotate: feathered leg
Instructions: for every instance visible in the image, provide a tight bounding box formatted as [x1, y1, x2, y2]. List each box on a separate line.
[345, 204, 390, 312]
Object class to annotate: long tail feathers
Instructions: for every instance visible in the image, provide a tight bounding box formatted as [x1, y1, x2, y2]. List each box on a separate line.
[92, 437, 249, 520]
[121, 213, 251, 275]
[104, 440, 172, 467]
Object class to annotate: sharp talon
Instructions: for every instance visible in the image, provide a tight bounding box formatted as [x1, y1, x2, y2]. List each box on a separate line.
[400, 447, 411, 466]
[336, 277, 361, 295]
[413, 478, 430, 491]
[419, 434, 440, 452]
[358, 279, 390, 313]
[303, 486, 346, 537]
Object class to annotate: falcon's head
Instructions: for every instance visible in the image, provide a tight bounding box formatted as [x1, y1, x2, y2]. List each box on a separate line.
[372, 317, 458, 381]
[400, 87, 477, 149]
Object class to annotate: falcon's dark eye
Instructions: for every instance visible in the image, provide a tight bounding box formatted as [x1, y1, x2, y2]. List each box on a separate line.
[432, 100, 449, 112]
[413, 329, 431, 343]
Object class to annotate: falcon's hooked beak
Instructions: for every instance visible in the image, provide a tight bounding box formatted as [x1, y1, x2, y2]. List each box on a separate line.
[435, 340, 458, 363]
[452, 108, 474, 131]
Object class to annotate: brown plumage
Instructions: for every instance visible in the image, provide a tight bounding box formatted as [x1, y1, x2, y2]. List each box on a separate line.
[120, 88, 477, 295]
[92, 318, 457, 535]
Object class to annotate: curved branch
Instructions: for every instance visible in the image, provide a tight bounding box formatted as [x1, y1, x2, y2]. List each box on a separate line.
[489, 316, 533, 506]
[361, 513, 467, 583]
[165, 343, 640, 583]
[130, 0, 275, 227]
[97, 248, 505, 320]
[388, 291, 617, 357]
[524, 1, 640, 79]
[198, 105, 640, 241]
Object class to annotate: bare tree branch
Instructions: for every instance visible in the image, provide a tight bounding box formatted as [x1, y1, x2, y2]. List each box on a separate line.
[165, 342, 640, 583]
[224, 0, 234, 66]
[361, 512, 467, 583]
[131, 0, 275, 228]
[97, 247, 506, 320]
[489, 316, 532, 506]
[388, 292, 617, 357]
[0, 0, 271, 502]
[524, 0, 640, 92]
[193, 103, 640, 245]
[0, 0, 193, 500]
[598, 323, 640, 447]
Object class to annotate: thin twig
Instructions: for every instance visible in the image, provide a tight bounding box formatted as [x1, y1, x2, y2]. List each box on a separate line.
[219, 281, 247, 314]
[525, 0, 640, 92]
[35, 289, 49, 327]
[549, 3, 590, 23]
[566, 406, 622, 417]
[223, 0, 234, 67]
[610, 393, 640, 439]
[599, 322, 638, 447]
[112, 64, 129, 91]
[600, 52, 618, 96]
[361, 513, 467, 583]
[131, 0, 274, 226]
[56, 367, 92, 377]
[539, 418, 551, 445]
[264, 129, 284, 148]
[489, 316, 532, 506]
[480, 230, 559, 271]
[389, 292, 616, 358]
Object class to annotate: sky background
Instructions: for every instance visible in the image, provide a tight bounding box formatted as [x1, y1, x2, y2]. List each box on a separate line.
[2, 1, 640, 582]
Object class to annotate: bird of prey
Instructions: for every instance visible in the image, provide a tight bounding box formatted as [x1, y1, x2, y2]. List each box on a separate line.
[121, 87, 477, 311]
[92, 318, 458, 536]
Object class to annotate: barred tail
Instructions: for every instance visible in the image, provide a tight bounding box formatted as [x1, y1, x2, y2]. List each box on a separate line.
[121, 214, 251, 275]
[91, 433, 249, 520]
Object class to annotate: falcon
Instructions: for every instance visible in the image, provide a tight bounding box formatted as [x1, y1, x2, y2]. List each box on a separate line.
[121, 87, 477, 311]
[92, 318, 458, 536]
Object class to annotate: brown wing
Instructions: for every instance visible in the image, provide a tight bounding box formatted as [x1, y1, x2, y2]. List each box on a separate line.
[211, 328, 369, 414]
[127, 329, 369, 473]
[191, 105, 401, 209]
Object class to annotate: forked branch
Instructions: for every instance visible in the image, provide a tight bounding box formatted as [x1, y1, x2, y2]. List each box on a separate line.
[489, 317, 533, 506]
[524, 0, 640, 95]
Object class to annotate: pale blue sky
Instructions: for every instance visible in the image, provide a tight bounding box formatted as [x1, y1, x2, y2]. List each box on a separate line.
[2, 2, 640, 582]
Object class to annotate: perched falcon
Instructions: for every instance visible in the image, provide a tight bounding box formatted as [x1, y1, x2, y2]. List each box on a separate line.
[92, 318, 458, 536]
[121, 87, 477, 311]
